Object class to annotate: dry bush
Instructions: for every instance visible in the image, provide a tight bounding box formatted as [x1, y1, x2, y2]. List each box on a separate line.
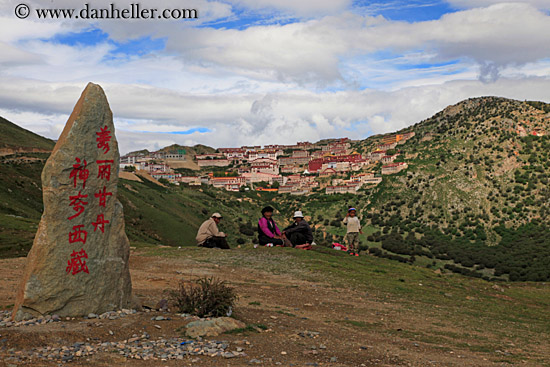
[169, 277, 237, 317]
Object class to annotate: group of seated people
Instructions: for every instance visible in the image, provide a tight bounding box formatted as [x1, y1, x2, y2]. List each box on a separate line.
[195, 207, 314, 250]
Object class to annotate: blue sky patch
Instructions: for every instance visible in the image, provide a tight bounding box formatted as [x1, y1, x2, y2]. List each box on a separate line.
[49, 28, 166, 58]
[354, 0, 456, 22]
[50, 28, 109, 46]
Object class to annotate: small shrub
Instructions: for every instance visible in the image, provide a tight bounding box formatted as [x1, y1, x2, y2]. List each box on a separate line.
[239, 224, 255, 236]
[169, 277, 237, 317]
[358, 243, 369, 253]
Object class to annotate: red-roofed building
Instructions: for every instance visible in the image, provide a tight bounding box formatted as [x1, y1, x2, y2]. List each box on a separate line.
[369, 150, 386, 161]
[326, 183, 360, 195]
[219, 148, 247, 159]
[307, 153, 364, 173]
[381, 154, 398, 164]
[319, 168, 338, 177]
[211, 176, 246, 189]
[377, 142, 397, 151]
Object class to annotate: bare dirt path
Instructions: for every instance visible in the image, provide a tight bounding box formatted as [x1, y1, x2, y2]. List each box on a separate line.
[0, 250, 544, 366]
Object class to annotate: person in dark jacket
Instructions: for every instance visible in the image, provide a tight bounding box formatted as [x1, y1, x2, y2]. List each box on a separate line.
[283, 211, 313, 248]
[258, 206, 284, 246]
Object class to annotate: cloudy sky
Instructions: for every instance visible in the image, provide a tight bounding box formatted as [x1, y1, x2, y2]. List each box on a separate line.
[1, 0, 549, 154]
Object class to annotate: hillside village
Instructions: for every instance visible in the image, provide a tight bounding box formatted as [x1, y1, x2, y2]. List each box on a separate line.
[120, 132, 415, 195]
[1, 96, 549, 282]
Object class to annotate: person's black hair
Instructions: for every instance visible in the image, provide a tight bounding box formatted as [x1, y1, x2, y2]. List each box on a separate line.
[261, 206, 275, 215]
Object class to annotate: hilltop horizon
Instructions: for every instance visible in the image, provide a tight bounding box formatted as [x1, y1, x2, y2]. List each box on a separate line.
[3, 94, 549, 283]
[6, 95, 548, 156]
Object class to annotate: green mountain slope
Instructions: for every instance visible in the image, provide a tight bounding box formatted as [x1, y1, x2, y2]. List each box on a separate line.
[0, 117, 55, 256]
[118, 179, 274, 247]
[0, 117, 55, 151]
[296, 97, 550, 281]
[0, 118, 267, 257]
[1, 98, 549, 282]
[127, 144, 216, 157]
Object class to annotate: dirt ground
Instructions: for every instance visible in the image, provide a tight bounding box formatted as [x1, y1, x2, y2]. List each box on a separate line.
[0, 250, 541, 366]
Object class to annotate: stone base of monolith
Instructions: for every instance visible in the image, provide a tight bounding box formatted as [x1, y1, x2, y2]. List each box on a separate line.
[12, 83, 139, 321]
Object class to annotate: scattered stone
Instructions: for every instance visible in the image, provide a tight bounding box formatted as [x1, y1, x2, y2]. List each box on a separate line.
[154, 325, 161, 329]
[298, 331, 320, 338]
[0, 336, 240, 363]
[303, 350, 319, 355]
[186, 317, 246, 338]
[330, 356, 338, 362]
[492, 284, 505, 292]
[156, 299, 168, 311]
[0, 309, 137, 328]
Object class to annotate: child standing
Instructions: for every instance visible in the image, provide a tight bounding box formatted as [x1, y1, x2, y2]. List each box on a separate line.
[343, 207, 362, 256]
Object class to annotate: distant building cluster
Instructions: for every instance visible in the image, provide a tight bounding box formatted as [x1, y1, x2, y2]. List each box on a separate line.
[120, 132, 416, 195]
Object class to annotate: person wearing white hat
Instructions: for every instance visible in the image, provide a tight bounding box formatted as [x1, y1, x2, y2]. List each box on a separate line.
[282, 210, 313, 249]
[196, 213, 230, 249]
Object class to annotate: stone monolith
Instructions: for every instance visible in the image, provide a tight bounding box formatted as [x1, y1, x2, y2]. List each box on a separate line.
[13, 83, 137, 320]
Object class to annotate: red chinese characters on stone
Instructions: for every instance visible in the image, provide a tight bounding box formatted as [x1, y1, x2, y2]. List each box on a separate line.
[69, 158, 89, 189]
[97, 160, 114, 181]
[94, 186, 112, 207]
[92, 214, 110, 233]
[69, 224, 88, 245]
[96, 126, 112, 154]
[67, 191, 88, 220]
[66, 248, 89, 275]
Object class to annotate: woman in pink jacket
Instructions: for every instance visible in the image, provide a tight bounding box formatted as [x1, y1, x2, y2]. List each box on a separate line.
[257, 206, 284, 246]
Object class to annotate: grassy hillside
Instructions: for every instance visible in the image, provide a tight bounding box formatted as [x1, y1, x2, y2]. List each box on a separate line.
[0, 117, 53, 257]
[0, 161, 278, 257]
[295, 97, 550, 281]
[0, 117, 55, 151]
[127, 144, 216, 157]
[118, 178, 276, 247]
[1, 99, 549, 283]
[0, 153, 50, 257]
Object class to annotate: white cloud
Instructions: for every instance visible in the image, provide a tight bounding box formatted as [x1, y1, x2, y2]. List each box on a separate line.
[158, 3, 550, 84]
[447, 0, 550, 10]
[0, 42, 41, 66]
[0, 17, 69, 42]
[1, 0, 550, 155]
[2, 75, 550, 154]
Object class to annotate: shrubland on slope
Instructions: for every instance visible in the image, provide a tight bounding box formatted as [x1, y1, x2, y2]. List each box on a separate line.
[1, 97, 550, 282]
[0, 115, 268, 257]
[279, 97, 550, 282]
